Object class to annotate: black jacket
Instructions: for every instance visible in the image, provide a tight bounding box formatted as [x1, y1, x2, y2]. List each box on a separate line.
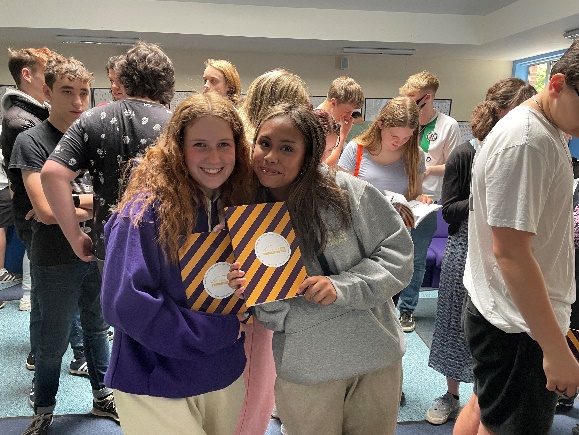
[0, 89, 49, 243]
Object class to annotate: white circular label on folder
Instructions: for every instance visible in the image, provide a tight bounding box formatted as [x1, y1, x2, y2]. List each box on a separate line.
[203, 262, 234, 299]
[255, 232, 291, 267]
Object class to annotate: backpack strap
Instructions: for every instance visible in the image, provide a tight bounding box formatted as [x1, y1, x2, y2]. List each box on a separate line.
[353, 144, 363, 177]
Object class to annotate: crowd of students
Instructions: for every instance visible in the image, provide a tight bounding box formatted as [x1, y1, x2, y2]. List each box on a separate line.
[1, 38, 579, 435]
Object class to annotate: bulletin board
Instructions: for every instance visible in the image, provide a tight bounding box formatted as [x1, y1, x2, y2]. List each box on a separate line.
[458, 121, 474, 143]
[170, 91, 194, 110]
[91, 88, 112, 107]
[310, 96, 326, 109]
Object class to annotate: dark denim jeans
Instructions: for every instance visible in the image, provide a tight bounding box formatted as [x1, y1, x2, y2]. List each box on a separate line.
[30, 252, 84, 359]
[32, 260, 111, 413]
[397, 211, 438, 313]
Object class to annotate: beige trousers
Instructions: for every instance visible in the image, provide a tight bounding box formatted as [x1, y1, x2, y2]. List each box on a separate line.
[275, 361, 402, 435]
[113, 376, 245, 435]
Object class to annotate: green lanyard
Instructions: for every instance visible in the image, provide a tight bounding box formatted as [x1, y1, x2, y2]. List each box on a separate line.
[419, 116, 438, 153]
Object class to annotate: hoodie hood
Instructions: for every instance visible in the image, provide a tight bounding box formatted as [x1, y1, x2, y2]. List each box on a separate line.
[1, 88, 49, 112]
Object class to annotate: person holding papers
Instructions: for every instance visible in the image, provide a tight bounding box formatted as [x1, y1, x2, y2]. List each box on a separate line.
[101, 93, 253, 435]
[337, 97, 431, 285]
[338, 96, 426, 204]
[228, 104, 414, 435]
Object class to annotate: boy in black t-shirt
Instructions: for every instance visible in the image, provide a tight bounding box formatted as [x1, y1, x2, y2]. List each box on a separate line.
[11, 55, 118, 435]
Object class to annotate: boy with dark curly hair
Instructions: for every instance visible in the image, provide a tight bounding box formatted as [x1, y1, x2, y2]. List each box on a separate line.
[41, 41, 175, 262]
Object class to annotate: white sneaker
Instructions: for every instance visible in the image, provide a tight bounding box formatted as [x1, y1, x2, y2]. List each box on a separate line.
[426, 392, 460, 425]
[19, 296, 31, 311]
[0, 268, 20, 282]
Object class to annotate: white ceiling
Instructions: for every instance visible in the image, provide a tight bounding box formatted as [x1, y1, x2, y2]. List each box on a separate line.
[1, 0, 578, 61]
[156, 0, 518, 16]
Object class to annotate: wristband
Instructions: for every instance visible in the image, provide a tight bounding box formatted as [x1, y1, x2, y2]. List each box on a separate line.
[72, 195, 80, 207]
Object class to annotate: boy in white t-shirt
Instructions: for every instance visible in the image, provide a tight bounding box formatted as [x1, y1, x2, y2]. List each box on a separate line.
[397, 71, 460, 333]
[456, 40, 579, 435]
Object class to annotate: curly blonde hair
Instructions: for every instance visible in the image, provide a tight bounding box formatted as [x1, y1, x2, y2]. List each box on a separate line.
[354, 96, 421, 199]
[116, 93, 253, 263]
[238, 69, 310, 140]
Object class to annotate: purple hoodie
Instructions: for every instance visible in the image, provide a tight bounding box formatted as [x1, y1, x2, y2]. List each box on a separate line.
[102, 201, 245, 398]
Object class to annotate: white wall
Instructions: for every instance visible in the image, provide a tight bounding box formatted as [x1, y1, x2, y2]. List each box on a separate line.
[0, 43, 512, 121]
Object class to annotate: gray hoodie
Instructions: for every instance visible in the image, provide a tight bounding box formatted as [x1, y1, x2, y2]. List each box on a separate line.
[254, 171, 413, 385]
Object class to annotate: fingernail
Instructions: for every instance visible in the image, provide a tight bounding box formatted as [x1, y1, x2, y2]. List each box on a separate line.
[244, 312, 250, 318]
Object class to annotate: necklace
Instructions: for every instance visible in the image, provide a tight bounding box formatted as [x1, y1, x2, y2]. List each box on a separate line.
[532, 96, 555, 125]
[531, 96, 572, 164]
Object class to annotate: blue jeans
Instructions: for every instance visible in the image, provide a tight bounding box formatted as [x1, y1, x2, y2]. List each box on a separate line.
[397, 211, 438, 313]
[32, 260, 111, 413]
[69, 312, 85, 356]
[29, 246, 84, 359]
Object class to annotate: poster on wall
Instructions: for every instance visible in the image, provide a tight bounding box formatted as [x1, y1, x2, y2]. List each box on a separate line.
[92, 88, 113, 107]
[364, 98, 452, 122]
[170, 91, 194, 110]
[310, 96, 326, 109]
[364, 98, 391, 122]
[458, 121, 474, 143]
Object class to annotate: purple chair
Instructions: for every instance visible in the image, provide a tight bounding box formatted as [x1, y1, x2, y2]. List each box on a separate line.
[421, 208, 448, 288]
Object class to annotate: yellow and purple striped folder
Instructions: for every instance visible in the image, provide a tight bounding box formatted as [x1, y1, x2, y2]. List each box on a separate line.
[224, 202, 307, 307]
[178, 230, 247, 315]
[568, 329, 579, 361]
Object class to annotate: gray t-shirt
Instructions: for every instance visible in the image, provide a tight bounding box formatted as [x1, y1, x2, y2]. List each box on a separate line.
[338, 141, 426, 196]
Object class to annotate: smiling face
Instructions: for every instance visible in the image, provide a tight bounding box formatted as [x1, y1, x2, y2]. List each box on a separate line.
[379, 124, 414, 152]
[330, 100, 357, 123]
[183, 115, 236, 197]
[203, 65, 228, 98]
[252, 115, 306, 201]
[44, 76, 90, 131]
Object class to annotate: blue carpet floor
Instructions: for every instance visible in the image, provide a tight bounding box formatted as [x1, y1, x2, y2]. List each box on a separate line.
[1, 287, 577, 434]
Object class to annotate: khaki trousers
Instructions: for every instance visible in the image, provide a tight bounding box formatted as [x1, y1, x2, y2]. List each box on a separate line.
[113, 376, 245, 435]
[275, 361, 402, 435]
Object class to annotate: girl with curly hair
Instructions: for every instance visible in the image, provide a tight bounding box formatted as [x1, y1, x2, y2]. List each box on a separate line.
[101, 92, 253, 435]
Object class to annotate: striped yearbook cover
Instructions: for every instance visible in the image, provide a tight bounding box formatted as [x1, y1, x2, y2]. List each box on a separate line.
[224, 202, 307, 307]
[568, 329, 579, 361]
[178, 230, 247, 315]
